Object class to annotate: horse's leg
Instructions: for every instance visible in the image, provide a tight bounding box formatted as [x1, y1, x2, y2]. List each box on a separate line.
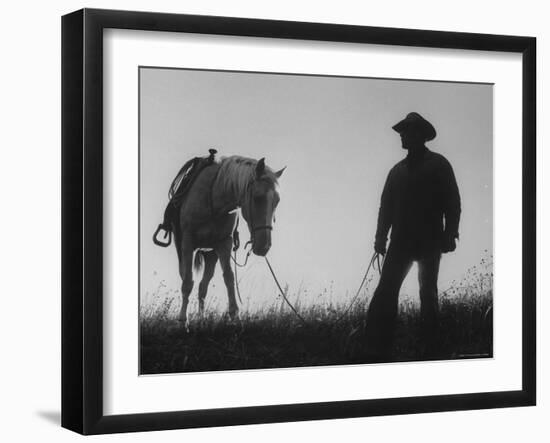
[215, 238, 238, 319]
[177, 236, 194, 328]
[198, 250, 218, 315]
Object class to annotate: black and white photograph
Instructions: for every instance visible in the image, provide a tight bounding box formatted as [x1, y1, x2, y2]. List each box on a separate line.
[139, 67, 493, 374]
[0, 0, 545, 439]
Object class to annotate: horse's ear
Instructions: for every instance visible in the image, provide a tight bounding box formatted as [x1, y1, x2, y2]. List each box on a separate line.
[275, 166, 286, 179]
[256, 158, 266, 178]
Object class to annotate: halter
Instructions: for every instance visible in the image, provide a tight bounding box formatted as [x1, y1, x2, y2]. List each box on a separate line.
[241, 179, 273, 245]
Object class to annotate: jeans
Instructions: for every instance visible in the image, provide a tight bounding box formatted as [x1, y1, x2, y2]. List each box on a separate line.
[365, 245, 441, 360]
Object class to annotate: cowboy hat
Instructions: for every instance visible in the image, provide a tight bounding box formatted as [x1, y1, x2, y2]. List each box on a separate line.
[392, 112, 436, 141]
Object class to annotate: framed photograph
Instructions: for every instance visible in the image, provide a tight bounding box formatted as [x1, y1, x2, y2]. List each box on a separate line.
[62, 8, 536, 435]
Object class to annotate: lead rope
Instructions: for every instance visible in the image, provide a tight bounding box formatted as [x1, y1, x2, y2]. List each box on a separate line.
[263, 252, 383, 328]
[262, 251, 382, 328]
[230, 215, 253, 306]
[332, 252, 381, 327]
[264, 256, 308, 326]
[233, 249, 242, 306]
[232, 247, 252, 306]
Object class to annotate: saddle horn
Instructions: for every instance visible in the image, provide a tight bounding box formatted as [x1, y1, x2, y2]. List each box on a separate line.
[208, 148, 218, 163]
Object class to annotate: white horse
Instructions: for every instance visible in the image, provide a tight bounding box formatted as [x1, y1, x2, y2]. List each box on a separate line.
[155, 155, 285, 327]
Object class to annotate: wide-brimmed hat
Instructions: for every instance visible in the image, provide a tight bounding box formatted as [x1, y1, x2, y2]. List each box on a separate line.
[392, 112, 436, 141]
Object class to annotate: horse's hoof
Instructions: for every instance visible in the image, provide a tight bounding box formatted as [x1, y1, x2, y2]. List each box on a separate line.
[165, 321, 187, 335]
[177, 319, 190, 333]
[228, 312, 240, 324]
[221, 311, 238, 323]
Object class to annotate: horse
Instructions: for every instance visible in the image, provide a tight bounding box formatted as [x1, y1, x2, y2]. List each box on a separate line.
[159, 155, 285, 327]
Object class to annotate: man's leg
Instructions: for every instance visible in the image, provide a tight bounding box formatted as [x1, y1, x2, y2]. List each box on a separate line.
[417, 253, 441, 357]
[365, 246, 413, 361]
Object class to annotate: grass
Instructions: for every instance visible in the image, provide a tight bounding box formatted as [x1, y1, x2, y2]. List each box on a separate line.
[140, 258, 493, 374]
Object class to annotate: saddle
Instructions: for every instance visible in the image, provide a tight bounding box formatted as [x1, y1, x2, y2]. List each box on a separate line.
[153, 149, 218, 247]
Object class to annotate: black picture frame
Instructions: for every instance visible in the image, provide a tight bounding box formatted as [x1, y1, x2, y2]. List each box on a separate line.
[61, 8, 536, 435]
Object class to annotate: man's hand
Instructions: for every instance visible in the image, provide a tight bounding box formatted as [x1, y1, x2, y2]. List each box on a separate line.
[374, 239, 387, 255]
[441, 235, 457, 253]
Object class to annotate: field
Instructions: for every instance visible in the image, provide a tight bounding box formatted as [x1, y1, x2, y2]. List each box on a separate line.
[140, 258, 493, 374]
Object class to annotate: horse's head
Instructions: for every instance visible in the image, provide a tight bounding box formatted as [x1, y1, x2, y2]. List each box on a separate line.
[241, 158, 285, 256]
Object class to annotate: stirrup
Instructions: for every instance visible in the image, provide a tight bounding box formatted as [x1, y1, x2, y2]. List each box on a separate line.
[153, 224, 172, 247]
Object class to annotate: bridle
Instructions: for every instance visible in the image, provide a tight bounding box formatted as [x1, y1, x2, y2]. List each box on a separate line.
[208, 168, 274, 250]
[241, 180, 273, 246]
[251, 224, 273, 233]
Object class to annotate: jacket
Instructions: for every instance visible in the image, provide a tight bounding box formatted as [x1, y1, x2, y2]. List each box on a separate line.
[375, 147, 461, 256]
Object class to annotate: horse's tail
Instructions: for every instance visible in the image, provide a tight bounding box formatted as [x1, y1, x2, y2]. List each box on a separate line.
[193, 250, 205, 273]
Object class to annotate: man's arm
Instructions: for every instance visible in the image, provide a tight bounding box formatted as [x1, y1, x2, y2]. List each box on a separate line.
[374, 169, 394, 254]
[442, 158, 461, 243]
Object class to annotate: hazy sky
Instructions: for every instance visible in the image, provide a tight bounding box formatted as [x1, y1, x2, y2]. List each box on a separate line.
[140, 67, 492, 314]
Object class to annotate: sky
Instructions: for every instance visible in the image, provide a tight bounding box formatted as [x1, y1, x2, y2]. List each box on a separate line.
[139, 67, 493, 315]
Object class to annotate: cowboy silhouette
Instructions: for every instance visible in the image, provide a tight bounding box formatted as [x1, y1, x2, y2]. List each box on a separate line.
[365, 112, 461, 361]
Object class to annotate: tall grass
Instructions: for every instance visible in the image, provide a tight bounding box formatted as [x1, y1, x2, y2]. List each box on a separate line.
[140, 256, 493, 374]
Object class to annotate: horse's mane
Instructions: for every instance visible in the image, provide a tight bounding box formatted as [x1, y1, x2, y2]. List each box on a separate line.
[216, 156, 278, 201]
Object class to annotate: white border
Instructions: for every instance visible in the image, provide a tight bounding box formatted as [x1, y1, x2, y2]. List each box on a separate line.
[103, 29, 523, 415]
